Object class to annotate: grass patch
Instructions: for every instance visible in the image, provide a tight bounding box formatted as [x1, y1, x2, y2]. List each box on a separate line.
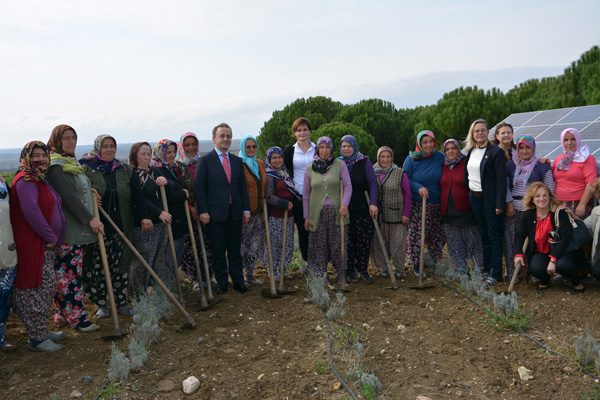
[313, 362, 330, 374]
[84, 382, 125, 400]
[484, 306, 534, 332]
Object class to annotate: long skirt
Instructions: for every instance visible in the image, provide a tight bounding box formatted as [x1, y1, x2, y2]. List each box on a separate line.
[407, 202, 445, 270]
[347, 215, 374, 276]
[14, 248, 57, 341]
[370, 222, 408, 273]
[166, 236, 185, 276]
[180, 223, 213, 285]
[241, 213, 266, 276]
[259, 215, 294, 277]
[503, 210, 525, 278]
[443, 225, 484, 272]
[307, 205, 349, 281]
[129, 224, 172, 300]
[0, 266, 16, 344]
[53, 243, 90, 328]
[83, 234, 129, 308]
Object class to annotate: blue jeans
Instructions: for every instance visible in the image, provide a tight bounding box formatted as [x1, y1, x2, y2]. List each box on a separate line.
[469, 194, 504, 281]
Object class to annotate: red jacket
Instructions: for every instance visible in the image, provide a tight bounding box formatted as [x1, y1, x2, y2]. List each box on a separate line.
[440, 159, 472, 215]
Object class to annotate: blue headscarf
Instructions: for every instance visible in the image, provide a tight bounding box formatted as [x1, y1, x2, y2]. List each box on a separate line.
[240, 135, 260, 180]
[338, 135, 367, 167]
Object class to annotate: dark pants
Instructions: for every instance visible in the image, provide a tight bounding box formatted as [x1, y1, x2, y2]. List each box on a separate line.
[207, 208, 244, 289]
[292, 196, 309, 261]
[530, 250, 585, 286]
[469, 194, 504, 281]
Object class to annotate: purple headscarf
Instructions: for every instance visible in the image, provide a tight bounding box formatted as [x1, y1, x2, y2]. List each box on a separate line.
[443, 139, 464, 170]
[312, 136, 335, 174]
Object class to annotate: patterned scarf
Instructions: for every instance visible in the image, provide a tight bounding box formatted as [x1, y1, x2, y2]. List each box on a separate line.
[176, 132, 200, 167]
[373, 146, 397, 176]
[513, 135, 539, 186]
[129, 142, 155, 189]
[556, 128, 590, 170]
[338, 135, 367, 167]
[265, 146, 301, 200]
[410, 130, 436, 160]
[47, 124, 85, 174]
[443, 139, 465, 170]
[240, 135, 261, 180]
[151, 139, 178, 170]
[50, 154, 85, 175]
[17, 141, 50, 182]
[79, 134, 123, 174]
[312, 137, 335, 174]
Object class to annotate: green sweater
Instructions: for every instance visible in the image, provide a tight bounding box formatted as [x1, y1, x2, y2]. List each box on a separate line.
[306, 159, 349, 232]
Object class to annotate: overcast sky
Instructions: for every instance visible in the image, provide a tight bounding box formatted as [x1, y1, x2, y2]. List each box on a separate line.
[1, 0, 598, 149]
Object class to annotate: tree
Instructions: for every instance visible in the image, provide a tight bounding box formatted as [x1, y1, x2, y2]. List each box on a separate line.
[256, 96, 344, 157]
[310, 122, 378, 161]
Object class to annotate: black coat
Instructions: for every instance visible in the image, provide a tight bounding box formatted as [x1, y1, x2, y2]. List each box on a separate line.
[464, 144, 507, 211]
[157, 167, 189, 240]
[516, 208, 572, 261]
[130, 167, 174, 226]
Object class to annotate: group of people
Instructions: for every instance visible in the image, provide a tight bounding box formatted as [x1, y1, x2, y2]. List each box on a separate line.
[0, 117, 599, 353]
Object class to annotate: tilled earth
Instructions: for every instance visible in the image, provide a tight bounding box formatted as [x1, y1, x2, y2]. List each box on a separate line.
[2, 264, 600, 400]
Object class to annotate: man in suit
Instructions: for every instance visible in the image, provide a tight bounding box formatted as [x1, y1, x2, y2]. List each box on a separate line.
[195, 123, 251, 294]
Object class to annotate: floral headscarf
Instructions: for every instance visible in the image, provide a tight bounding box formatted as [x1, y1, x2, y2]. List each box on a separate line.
[373, 146, 397, 176]
[338, 135, 367, 167]
[240, 135, 260, 180]
[17, 141, 50, 182]
[443, 139, 464, 170]
[409, 130, 436, 161]
[151, 139, 178, 170]
[312, 136, 335, 174]
[556, 128, 590, 170]
[176, 132, 201, 166]
[265, 146, 300, 200]
[48, 124, 84, 174]
[512, 135, 539, 186]
[79, 134, 123, 174]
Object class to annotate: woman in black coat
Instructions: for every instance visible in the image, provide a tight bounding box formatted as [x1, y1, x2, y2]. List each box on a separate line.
[514, 182, 586, 293]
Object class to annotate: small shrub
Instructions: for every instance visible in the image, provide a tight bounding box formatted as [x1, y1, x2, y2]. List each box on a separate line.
[307, 271, 330, 311]
[108, 343, 130, 382]
[493, 292, 519, 316]
[359, 373, 382, 400]
[128, 340, 148, 371]
[574, 330, 600, 369]
[326, 292, 347, 321]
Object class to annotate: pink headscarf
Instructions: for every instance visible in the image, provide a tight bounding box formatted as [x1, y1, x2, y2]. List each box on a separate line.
[556, 128, 590, 170]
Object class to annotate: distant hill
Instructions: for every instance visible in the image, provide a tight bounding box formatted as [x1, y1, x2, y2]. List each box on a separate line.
[0, 140, 240, 173]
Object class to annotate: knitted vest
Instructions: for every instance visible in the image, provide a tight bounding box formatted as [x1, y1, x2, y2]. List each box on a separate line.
[377, 167, 405, 224]
[244, 160, 267, 215]
[307, 159, 348, 231]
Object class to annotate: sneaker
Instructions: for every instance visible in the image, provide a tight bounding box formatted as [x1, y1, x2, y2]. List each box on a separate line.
[530, 276, 540, 283]
[192, 283, 201, 291]
[283, 274, 294, 281]
[413, 268, 427, 277]
[95, 306, 109, 319]
[347, 274, 358, 283]
[377, 270, 389, 277]
[395, 270, 407, 279]
[358, 273, 374, 284]
[48, 331, 66, 342]
[553, 274, 564, 282]
[485, 276, 498, 286]
[76, 321, 100, 332]
[244, 274, 264, 285]
[28, 338, 64, 352]
[118, 306, 132, 315]
[0, 342, 16, 352]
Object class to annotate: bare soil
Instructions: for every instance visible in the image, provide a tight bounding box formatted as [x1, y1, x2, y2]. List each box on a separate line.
[3, 264, 600, 400]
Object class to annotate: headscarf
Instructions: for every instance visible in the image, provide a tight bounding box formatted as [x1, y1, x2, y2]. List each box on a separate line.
[409, 130, 436, 160]
[556, 128, 590, 170]
[512, 135, 539, 186]
[129, 141, 154, 189]
[338, 135, 367, 167]
[176, 132, 200, 166]
[47, 124, 84, 174]
[79, 134, 123, 174]
[239, 135, 260, 179]
[312, 136, 335, 174]
[265, 146, 301, 200]
[443, 139, 465, 170]
[373, 146, 397, 176]
[17, 141, 50, 182]
[151, 139, 178, 170]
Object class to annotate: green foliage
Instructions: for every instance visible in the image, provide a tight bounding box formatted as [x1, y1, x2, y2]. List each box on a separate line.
[311, 122, 378, 160]
[580, 383, 600, 400]
[574, 330, 600, 371]
[359, 373, 382, 400]
[84, 382, 125, 400]
[256, 96, 344, 158]
[484, 306, 534, 332]
[313, 361, 329, 374]
[1, 173, 15, 187]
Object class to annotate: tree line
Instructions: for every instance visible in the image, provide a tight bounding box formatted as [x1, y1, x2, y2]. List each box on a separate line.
[257, 45, 600, 160]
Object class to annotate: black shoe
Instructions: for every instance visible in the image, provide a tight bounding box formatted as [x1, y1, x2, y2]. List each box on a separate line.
[233, 284, 251, 294]
[216, 287, 228, 294]
[347, 274, 358, 283]
[537, 284, 550, 292]
[358, 273, 374, 284]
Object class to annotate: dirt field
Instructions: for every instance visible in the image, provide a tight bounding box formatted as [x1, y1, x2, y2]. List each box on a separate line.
[2, 263, 600, 400]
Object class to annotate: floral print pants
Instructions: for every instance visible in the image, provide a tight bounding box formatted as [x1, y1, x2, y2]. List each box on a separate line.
[260, 215, 295, 277]
[346, 215, 374, 277]
[443, 225, 484, 272]
[181, 223, 213, 285]
[307, 205, 349, 282]
[503, 210, 524, 278]
[370, 223, 408, 273]
[53, 244, 90, 328]
[241, 214, 266, 276]
[0, 266, 16, 343]
[407, 202, 445, 270]
[129, 224, 172, 300]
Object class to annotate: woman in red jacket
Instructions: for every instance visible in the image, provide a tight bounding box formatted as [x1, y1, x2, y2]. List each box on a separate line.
[440, 139, 483, 273]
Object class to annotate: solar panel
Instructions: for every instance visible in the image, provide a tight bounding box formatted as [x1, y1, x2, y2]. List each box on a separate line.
[489, 104, 600, 160]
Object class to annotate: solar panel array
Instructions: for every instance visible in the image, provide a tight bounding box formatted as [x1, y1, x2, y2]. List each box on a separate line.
[489, 104, 600, 161]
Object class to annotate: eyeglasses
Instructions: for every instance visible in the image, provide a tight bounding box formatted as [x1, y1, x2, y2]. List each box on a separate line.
[245, 145, 257, 149]
[474, 129, 488, 134]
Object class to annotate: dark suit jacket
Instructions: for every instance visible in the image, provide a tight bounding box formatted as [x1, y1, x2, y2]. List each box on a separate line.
[464, 143, 507, 211]
[516, 208, 572, 260]
[195, 149, 251, 222]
